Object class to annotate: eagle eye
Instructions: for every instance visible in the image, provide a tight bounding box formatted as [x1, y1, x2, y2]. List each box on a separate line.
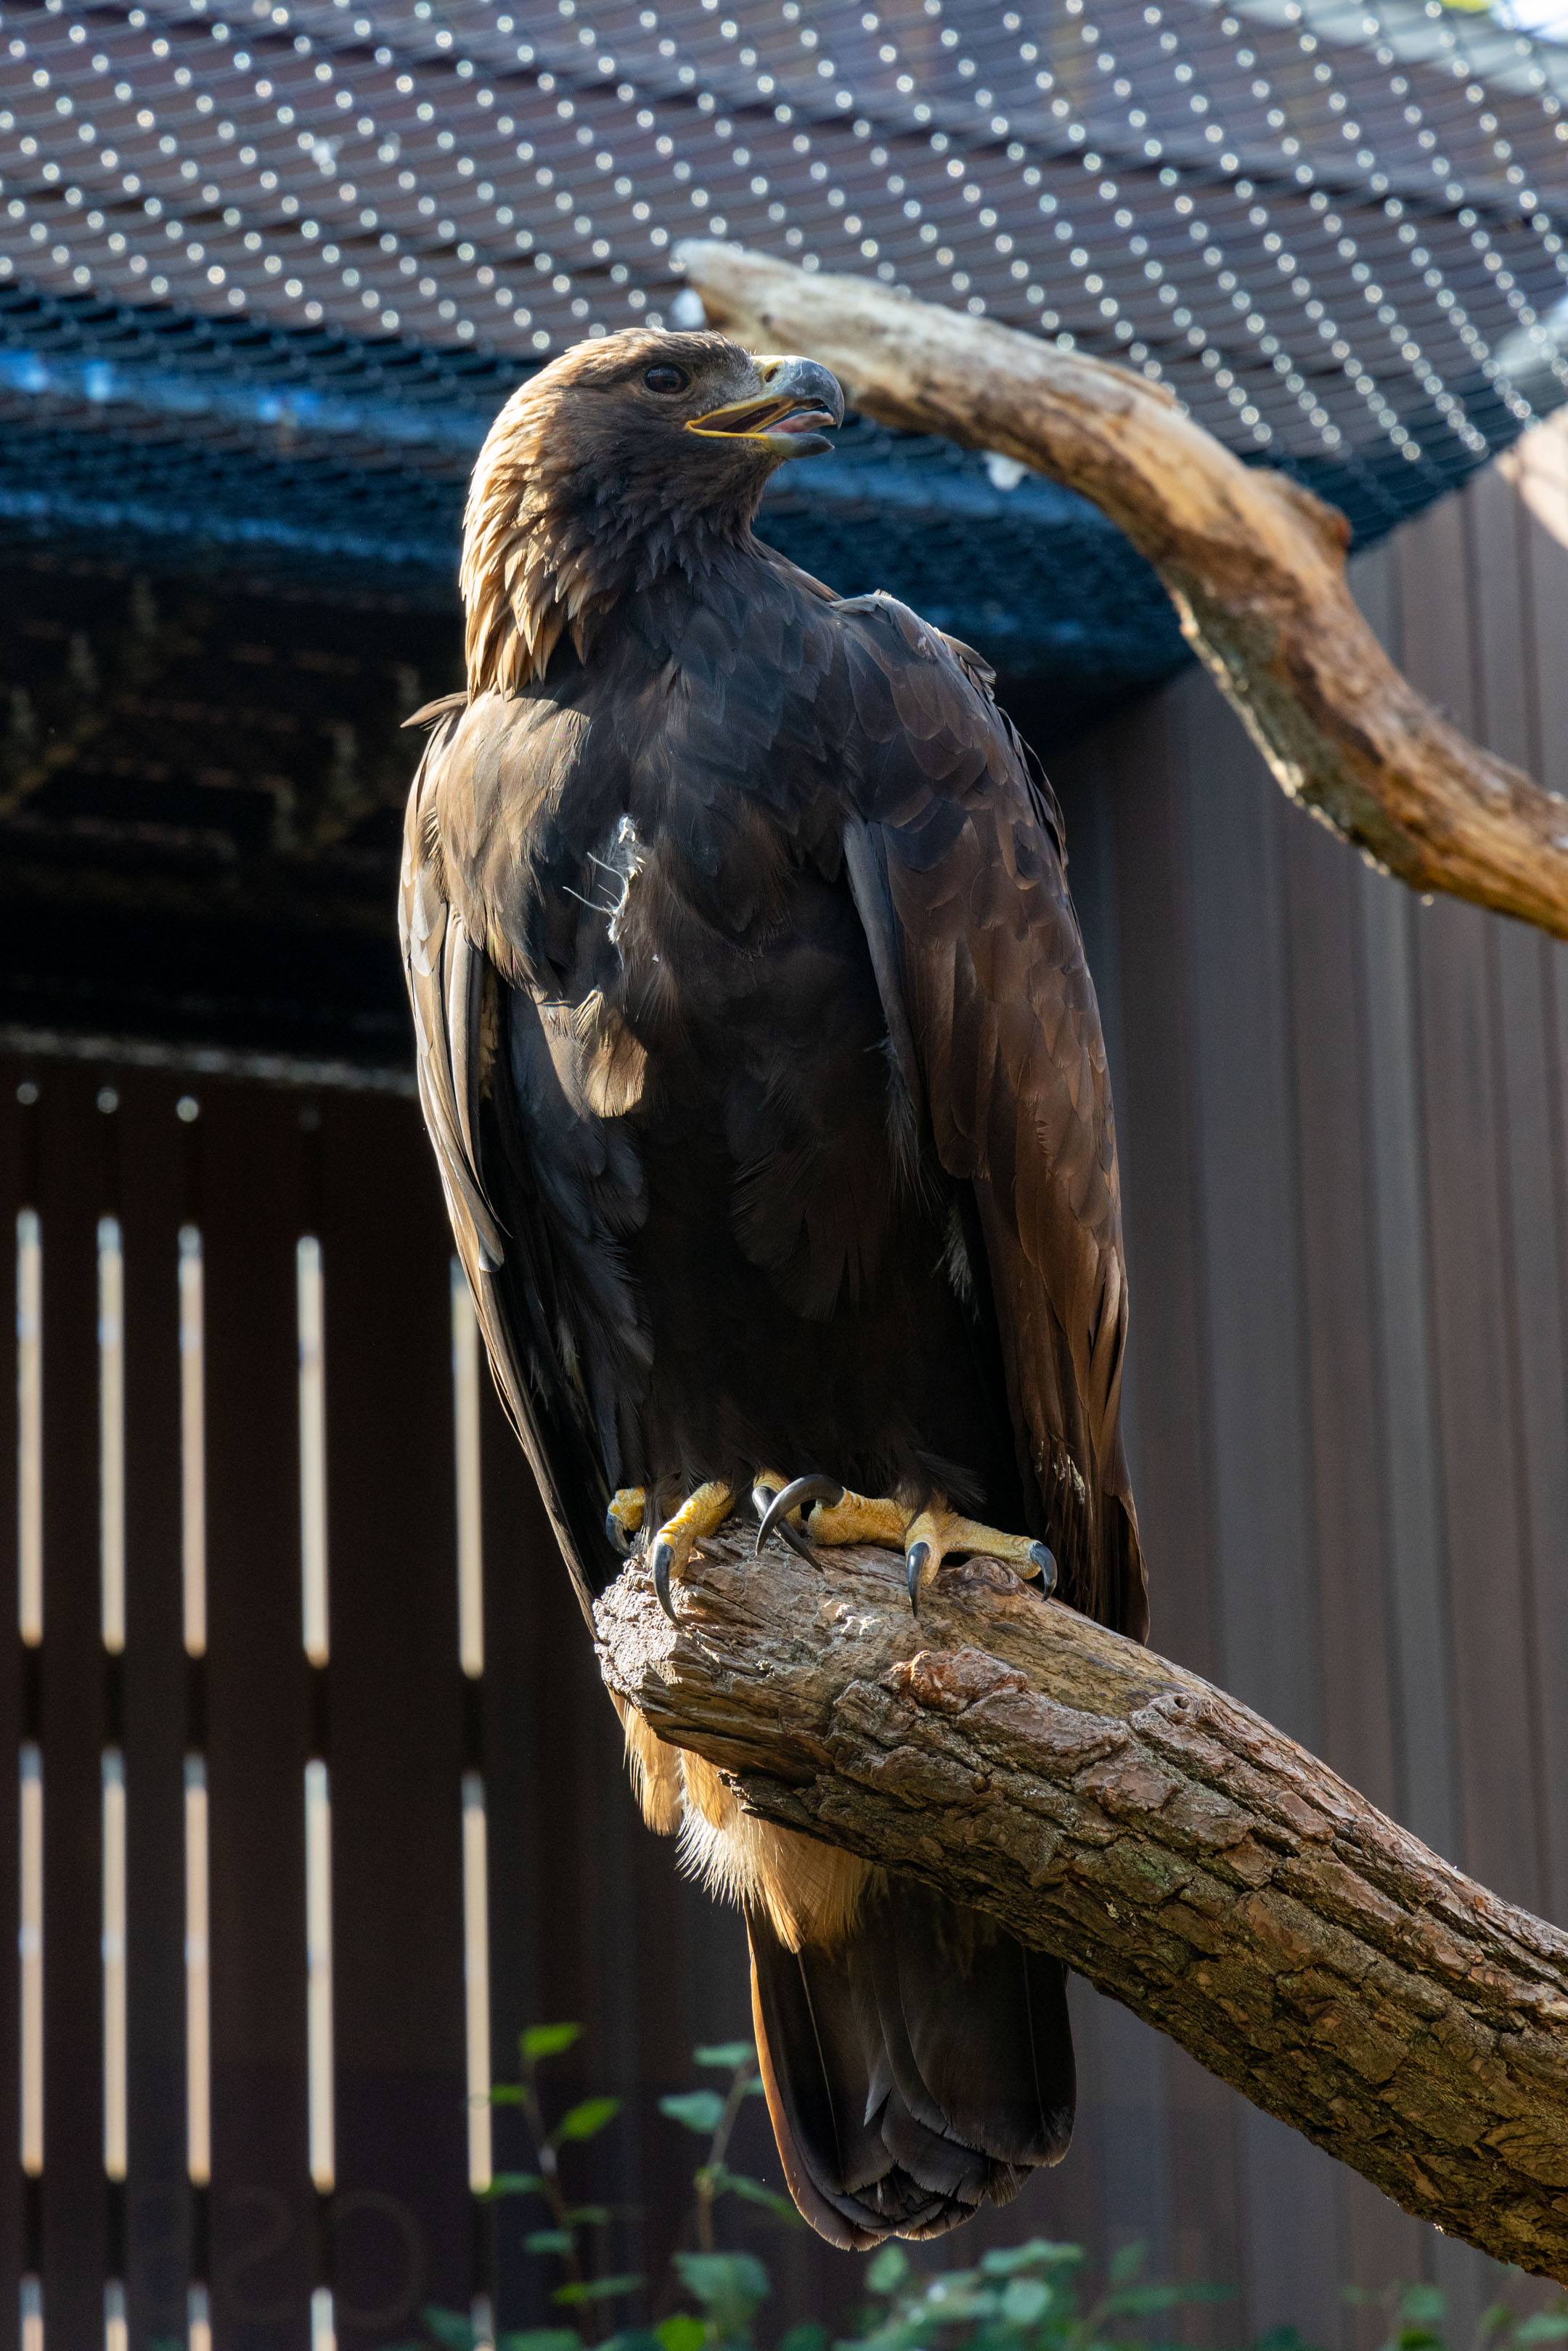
[643, 363, 688, 394]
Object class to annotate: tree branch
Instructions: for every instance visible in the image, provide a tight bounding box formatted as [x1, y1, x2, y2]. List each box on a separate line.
[676, 242, 1568, 944]
[595, 1529, 1568, 2281]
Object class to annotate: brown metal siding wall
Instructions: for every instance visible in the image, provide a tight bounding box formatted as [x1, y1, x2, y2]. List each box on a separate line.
[1043, 412, 1568, 2338]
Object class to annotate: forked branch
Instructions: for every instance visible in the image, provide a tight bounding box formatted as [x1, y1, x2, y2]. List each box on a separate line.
[677, 242, 1568, 943]
[595, 1529, 1568, 2282]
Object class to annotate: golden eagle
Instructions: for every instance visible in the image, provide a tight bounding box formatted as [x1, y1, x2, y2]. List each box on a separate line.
[401, 328, 1145, 2247]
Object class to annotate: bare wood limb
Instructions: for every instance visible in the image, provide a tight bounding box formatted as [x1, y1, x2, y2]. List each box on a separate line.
[676, 242, 1568, 943]
[595, 1528, 1568, 2281]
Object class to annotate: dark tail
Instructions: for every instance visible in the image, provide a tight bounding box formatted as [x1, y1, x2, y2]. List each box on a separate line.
[748, 1877, 1074, 2249]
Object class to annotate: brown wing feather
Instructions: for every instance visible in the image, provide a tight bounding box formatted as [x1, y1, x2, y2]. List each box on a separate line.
[399, 712, 611, 1626]
[841, 595, 1146, 1639]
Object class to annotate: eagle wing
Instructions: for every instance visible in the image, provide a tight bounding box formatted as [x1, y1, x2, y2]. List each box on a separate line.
[399, 707, 620, 1626]
[836, 594, 1146, 1639]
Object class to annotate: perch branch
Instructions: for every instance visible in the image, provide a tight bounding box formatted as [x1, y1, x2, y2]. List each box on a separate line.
[677, 241, 1568, 944]
[595, 1528, 1568, 2282]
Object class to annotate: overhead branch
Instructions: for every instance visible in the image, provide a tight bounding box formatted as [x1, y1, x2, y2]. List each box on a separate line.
[677, 241, 1568, 944]
[595, 1528, 1568, 2282]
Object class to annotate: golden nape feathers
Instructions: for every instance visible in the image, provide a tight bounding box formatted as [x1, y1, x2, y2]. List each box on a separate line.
[460, 327, 772, 696]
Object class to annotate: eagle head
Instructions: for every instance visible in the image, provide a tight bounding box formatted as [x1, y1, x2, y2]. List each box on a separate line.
[461, 327, 844, 696]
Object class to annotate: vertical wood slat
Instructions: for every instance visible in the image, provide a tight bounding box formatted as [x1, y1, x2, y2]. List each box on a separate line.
[17, 1215, 41, 1655]
[297, 1229, 337, 2351]
[97, 1211, 127, 2351]
[179, 1215, 212, 2350]
[183, 1762, 209, 2194]
[179, 1230, 205, 1667]
[97, 1222, 124, 1663]
[454, 1265, 496, 2349]
[99, 1754, 125, 2188]
[304, 1760, 335, 2201]
[298, 1239, 330, 1677]
[17, 1748, 41, 2188]
[17, 1202, 43, 2340]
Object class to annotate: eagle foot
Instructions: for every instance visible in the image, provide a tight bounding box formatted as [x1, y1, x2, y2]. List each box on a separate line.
[902, 1504, 1056, 1615]
[605, 1487, 647, 1553]
[648, 1480, 734, 1621]
[754, 1478, 1055, 1615]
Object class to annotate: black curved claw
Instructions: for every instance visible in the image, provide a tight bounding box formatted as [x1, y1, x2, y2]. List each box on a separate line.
[652, 1537, 677, 1623]
[773, 1512, 819, 1565]
[606, 1503, 632, 1555]
[754, 1473, 845, 1556]
[905, 1538, 932, 1615]
[1028, 1541, 1058, 1597]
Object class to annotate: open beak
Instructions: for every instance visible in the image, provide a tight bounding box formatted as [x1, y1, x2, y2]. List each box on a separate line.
[685, 354, 844, 458]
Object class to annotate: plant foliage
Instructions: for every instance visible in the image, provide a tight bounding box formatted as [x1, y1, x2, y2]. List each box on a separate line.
[393, 2026, 1568, 2351]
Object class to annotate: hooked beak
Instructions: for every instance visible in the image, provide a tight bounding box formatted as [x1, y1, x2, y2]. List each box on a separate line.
[685, 354, 844, 459]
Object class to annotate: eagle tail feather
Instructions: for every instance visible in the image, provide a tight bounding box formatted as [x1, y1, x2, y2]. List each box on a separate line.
[747, 1878, 1074, 2249]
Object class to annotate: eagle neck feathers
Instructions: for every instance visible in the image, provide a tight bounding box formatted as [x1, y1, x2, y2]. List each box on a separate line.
[461, 372, 768, 698]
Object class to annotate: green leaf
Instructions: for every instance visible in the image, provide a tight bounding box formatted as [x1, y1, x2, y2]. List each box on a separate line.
[565, 2206, 611, 2226]
[523, 2024, 584, 2063]
[1108, 2243, 1146, 2286]
[1516, 2323, 1568, 2344]
[556, 2098, 621, 2143]
[979, 2242, 1083, 2278]
[1394, 2331, 1442, 2351]
[500, 2333, 583, 2351]
[674, 2252, 771, 2310]
[1104, 2286, 1199, 2317]
[422, 2310, 478, 2351]
[490, 2087, 526, 2106]
[1000, 2278, 1050, 2326]
[1402, 2289, 1447, 2325]
[552, 2277, 645, 2307]
[866, 2249, 908, 2296]
[714, 2169, 800, 2223]
[526, 2231, 576, 2255]
[694, 2042, 756, 2070]
[778, 2328, 828, 2351]
[482, 2172, 543, 2200]
[656, 2318, 708, 2351]
[919, 2285, 995, 2322]
[661, 2091, 727, 2135]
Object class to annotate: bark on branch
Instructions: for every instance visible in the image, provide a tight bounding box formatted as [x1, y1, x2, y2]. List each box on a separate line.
[595, 1529, 1568, 2281]
[676, 241, 1568, 944]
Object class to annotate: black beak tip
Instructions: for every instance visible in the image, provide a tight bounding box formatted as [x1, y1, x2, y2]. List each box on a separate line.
[760, 356, 845, 433]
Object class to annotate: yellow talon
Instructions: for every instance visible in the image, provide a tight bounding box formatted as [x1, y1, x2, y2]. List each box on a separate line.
[650, 1480, 734, 1620]
[904, 1504, 1055, 1613]
[803, 1486, 909, 1549]
[756, 1474, 1053, 1615]
[606, 1486, 646, 1552]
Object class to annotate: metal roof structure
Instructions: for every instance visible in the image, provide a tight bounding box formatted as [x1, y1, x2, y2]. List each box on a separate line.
[2, 0, 1568, 673]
